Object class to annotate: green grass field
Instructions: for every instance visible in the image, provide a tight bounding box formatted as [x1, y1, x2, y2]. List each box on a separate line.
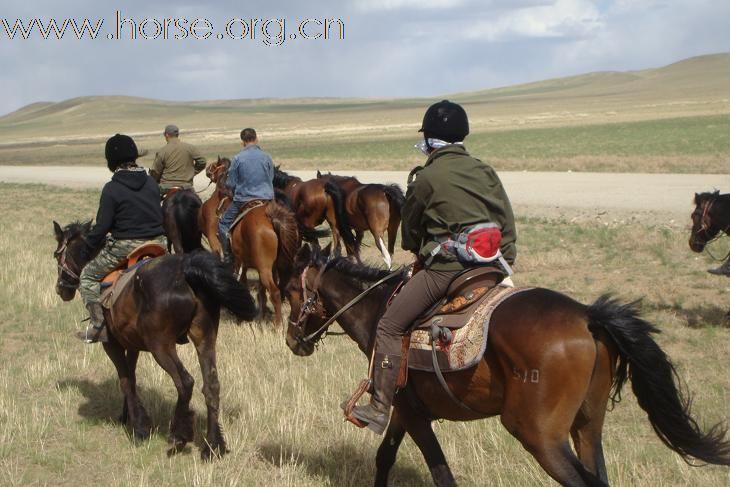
[1, 183, 728, 486]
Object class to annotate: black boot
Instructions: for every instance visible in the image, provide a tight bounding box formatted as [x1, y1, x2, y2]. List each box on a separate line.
[348, 352, 401, 435]
[77, 302, 109, 343]
[708, 260, 730, 276]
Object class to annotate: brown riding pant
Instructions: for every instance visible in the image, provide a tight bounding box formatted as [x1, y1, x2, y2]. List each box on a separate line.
[375, 268, 463, 355]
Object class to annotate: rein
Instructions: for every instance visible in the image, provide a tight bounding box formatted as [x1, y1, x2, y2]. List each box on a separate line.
[294, 264, 404, 346]
[695, 197, 730, 261]
[55, 240, 81, 289]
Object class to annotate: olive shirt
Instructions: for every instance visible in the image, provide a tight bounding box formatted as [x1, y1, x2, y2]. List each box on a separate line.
[401, 144, 517, 271]
[152, 138, 207, 190]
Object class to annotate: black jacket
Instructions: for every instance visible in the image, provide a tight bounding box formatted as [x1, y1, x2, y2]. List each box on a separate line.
[86, 168, 164, 251]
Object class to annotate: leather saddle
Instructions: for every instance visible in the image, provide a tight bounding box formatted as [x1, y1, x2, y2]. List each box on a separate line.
[101, 242, 167, 291]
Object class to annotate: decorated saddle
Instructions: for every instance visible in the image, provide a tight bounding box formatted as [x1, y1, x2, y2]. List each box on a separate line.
[405, 267, 531, 373]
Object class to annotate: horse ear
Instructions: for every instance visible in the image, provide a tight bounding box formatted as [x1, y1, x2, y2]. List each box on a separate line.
[83, 220, 93, 234]
[316, 170, 322, 178]
[53, 221, 64, 241]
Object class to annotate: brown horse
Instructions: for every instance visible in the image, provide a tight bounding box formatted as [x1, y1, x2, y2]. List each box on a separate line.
[228, 200, 300, 329]
[689, 191, 730, 253]
[198, 157, 232, 257]
[274, 167, 350, 252]
[284, 245, 730, 486]
[52, 221, 257, 459]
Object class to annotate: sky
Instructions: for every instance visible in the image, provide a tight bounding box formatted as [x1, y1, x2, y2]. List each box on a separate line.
[1, 0, 729, 115]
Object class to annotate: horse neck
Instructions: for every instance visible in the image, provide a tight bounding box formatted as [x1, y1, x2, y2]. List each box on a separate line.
[713, 196, 730, 231]
[320, 269, 394, 355]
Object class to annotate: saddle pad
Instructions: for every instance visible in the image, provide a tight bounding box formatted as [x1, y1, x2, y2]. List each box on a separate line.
[228, 199, 267, 235]
[101, 266, 141, 310]
[408, 286, 532, 372]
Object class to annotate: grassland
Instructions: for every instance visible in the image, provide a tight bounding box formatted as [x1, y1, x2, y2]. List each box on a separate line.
[1, 53, 730, 173]
[1, 183, 728, 486]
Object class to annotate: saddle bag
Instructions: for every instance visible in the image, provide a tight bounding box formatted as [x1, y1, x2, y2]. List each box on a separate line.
[430, 223, 513, 275]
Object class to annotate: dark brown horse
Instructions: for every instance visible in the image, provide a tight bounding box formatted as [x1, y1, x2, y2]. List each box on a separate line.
[274, 167, 350, 252]
[284, 245, 730, 486]
[229, 200, 300, 329]
[53, 221, 257, 459]
[689, 191, 730, 253]
[162, 189, 203, 254]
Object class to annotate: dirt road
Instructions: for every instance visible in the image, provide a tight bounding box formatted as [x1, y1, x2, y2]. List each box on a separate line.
[1, 166, 727, 225]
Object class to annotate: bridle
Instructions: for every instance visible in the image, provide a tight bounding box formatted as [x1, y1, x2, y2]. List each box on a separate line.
[289, 259, 404, 347]
[692, 196, 730, 260]
[54, 238, 81, 290]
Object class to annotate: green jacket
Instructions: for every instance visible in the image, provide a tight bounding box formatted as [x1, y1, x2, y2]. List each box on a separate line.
[152, 139, 207, 190]
[401, 144, 517, 271]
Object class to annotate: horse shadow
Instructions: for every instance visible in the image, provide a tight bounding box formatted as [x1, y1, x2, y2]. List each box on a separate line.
[57, 378, 180, 443]
[646, 303, 730, 328]
[256, 441, 429, 486]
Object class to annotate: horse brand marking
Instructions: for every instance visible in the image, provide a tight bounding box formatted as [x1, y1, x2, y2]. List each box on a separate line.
[513, 367, 540, 384]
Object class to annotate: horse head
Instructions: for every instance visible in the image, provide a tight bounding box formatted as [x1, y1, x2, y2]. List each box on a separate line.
[285, 243, 331, 357]
[689, 191, 725, 253]
[52, 220, 92, 301]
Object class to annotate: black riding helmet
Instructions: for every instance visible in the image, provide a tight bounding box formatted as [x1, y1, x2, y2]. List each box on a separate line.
[105, 133, 139, 172]
[419, 100, 469, 143]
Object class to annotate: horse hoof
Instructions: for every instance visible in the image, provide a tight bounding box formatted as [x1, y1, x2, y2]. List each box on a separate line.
[133, 427, 152, 442]
[166, 440, 187, 457]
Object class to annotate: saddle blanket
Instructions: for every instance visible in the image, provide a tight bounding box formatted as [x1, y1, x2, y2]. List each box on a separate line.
[408, 285, 533, 372]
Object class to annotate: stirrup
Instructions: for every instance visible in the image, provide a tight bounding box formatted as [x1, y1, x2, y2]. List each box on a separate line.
[342, 378, 372, 428]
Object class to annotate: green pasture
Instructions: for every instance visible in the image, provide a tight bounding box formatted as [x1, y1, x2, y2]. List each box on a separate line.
[0, 183, 728, 486]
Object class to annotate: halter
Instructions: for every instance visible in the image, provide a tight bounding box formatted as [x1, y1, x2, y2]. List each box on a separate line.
[54, 239, 81, 289]
[290, 260, 404, 346]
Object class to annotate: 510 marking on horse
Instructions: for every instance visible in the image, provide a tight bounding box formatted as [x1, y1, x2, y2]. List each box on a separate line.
[513, 367, 540, 383]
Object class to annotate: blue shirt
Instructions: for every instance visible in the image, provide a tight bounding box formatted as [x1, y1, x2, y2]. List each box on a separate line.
[226, 144, 275, 203]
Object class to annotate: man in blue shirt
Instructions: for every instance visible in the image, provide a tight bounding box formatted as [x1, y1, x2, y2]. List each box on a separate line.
[218, 128, 275, 266]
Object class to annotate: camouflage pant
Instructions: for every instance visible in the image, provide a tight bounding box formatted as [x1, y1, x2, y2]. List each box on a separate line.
[79, 235, 166, 306]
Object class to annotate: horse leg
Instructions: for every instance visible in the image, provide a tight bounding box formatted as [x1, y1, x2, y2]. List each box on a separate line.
[371, 230, 391, 269]
[102, 343, 152, 440]
[150, 345, 195, 456]
[399, 406, 456, 486]
[190, 317, 228, 460]
[260, 268, 283, 329]
[374, 406, 407, 487]
[387, 213, 400, 256]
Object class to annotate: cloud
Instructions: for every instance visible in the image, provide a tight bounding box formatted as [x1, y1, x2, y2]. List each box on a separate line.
[0, 0, 728, 115]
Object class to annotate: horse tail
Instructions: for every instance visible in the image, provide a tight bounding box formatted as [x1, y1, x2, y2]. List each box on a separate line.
[587, 295, 730, 466]
[173, 191, 203, 253]
[324, 181, 357, 252]
[266, 202, 299, 264]
[299, 225, 331, 243]
[182, 251, 257, 321]
[380, 184, 404, 254]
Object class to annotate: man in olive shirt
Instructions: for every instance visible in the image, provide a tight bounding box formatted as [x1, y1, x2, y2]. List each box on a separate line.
[150, 124, 207, 194]
[345, 100, 517, 435]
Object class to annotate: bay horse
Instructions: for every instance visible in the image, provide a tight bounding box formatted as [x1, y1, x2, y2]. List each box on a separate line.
[273, 167, 350, 252]
[284, 244, 730, 486]
[52, 221, 257, 459]
[198, 157, 232, 258]
[689, 191, 730, 253]
[162, 189, 203, 254]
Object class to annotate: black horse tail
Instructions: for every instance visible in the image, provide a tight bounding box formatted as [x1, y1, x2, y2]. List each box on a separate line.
[587, 295, 730, 466]
[182, 251, 257, 321]
[299, 225, 331, 243]
[381, 184, 405, 213]
[173, 191, 203, 253]
[324, 181, 358, 252]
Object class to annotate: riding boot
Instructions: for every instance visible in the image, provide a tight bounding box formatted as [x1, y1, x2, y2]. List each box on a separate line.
[708, 260, 730, 276]
[76, 302, 109, 343]
[348, 351, 402, 435]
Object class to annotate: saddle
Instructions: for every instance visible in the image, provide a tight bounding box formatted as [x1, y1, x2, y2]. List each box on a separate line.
[100, 243, 167, 310]
[399, 266, 530, 373]
[161, 186, 185, 201]
[227, 199, 268, 236]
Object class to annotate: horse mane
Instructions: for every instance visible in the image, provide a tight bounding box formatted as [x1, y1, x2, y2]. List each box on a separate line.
[324, 256, 404, 283]
[273, 166, 301, 188]
[694, 190, 722, 205]
[64, 221, 90, 239]
[266, 202, 299, 263]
